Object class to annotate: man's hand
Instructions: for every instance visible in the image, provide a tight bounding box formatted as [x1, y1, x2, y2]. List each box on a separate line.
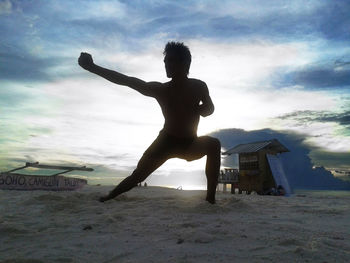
[78, 52, 94, 70]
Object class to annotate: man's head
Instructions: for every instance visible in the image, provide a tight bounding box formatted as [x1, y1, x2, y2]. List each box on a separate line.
[163, 41, 191, 78]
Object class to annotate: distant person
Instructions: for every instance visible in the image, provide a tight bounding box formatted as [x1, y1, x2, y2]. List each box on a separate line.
[78, 42, 221, 204]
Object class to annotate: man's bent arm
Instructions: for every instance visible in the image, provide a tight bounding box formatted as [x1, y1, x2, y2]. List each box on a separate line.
[79, 52, 161, 97]
[198, 84, 215, 117]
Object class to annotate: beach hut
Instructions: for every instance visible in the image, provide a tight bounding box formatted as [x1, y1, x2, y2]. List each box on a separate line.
[220, 139, 291, 195]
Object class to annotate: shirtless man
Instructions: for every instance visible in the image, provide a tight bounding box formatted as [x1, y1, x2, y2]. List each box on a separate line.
[78, 42, 221, 204]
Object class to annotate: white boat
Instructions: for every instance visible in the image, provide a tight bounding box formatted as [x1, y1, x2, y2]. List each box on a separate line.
[0, 162, 92, 191]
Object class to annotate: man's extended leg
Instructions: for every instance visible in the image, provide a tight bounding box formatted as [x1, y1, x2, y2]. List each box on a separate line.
[184, 136, 221, 204]
[99, 154, 167, 202]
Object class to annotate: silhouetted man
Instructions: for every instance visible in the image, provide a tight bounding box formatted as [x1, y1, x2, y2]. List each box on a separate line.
[78, 42, 221, 204]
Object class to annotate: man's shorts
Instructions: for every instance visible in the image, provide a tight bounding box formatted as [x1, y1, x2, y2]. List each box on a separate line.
[142, 130, 197, 161]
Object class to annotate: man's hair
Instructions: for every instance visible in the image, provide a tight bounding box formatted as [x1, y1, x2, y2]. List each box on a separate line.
[163, 41, 192, 75]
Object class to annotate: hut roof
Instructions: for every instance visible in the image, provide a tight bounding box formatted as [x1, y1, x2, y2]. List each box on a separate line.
[223, 139, 289, 155]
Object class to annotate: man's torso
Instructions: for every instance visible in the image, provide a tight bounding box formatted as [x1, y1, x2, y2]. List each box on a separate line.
[156, 78, 205, 138]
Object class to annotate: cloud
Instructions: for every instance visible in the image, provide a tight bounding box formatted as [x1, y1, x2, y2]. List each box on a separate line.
[273, 110, 350, 152]
[114, 0, 350, 42]
[285, 64, 350, 89]
[0, 0, 12, 15]
[315, 1, 350, 41]
[0, 44, 90, 83]
[2, 0, 349, 85]
[309, 150, 350, 171]
[2, 0, 349, 51]
[67, 18, 127, 37]
[277, 110, 350, 126]
[314, 111, 350, 126]
[335, 59, 350, 67]
[0, 51, 64, 82]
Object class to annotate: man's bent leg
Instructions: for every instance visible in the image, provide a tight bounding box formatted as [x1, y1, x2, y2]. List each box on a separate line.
[99, 155, 167, 202]
[184, 136, 221, 204]
[205, 137, 221, 204]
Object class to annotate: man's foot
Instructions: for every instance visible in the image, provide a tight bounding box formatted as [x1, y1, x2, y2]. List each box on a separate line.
[99, 195, 111, 202]
[206, 196, 216, 204]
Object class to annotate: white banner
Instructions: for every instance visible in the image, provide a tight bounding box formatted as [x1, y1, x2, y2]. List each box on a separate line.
[266, 154, 292, 196]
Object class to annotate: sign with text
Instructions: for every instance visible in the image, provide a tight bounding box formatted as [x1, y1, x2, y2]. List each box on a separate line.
[0, 173, 87, 191]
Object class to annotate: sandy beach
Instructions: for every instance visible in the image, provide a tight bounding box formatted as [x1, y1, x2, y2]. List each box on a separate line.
[1, 185, 349, 263]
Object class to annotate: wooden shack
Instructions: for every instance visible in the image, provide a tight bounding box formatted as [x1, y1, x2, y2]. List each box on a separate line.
[220, 139, 289, 194]
[218, 167, 239, 193]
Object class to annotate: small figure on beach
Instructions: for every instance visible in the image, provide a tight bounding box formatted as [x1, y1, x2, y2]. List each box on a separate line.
[78, 42, 221, 204]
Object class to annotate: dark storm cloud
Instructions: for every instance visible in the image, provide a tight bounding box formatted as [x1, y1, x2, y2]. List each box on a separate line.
[309, 151, 350, 171]
[0, 51, 74, 82]
[335, 59, 350, 67]
[284, 65, 350, 89]
[277, 110, 350, 127]
[314, 1, 350, 41]
[1, 52, 49, 81]
[316, 111, 350, 126]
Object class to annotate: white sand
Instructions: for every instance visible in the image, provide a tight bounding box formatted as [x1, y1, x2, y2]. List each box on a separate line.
[0, 185, 349, 263]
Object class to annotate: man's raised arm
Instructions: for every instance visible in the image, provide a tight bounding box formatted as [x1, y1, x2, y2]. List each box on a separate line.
[78, 52, 161, 97]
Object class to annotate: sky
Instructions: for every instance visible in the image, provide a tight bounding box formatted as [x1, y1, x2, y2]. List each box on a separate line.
[1, 0, 349, 188]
